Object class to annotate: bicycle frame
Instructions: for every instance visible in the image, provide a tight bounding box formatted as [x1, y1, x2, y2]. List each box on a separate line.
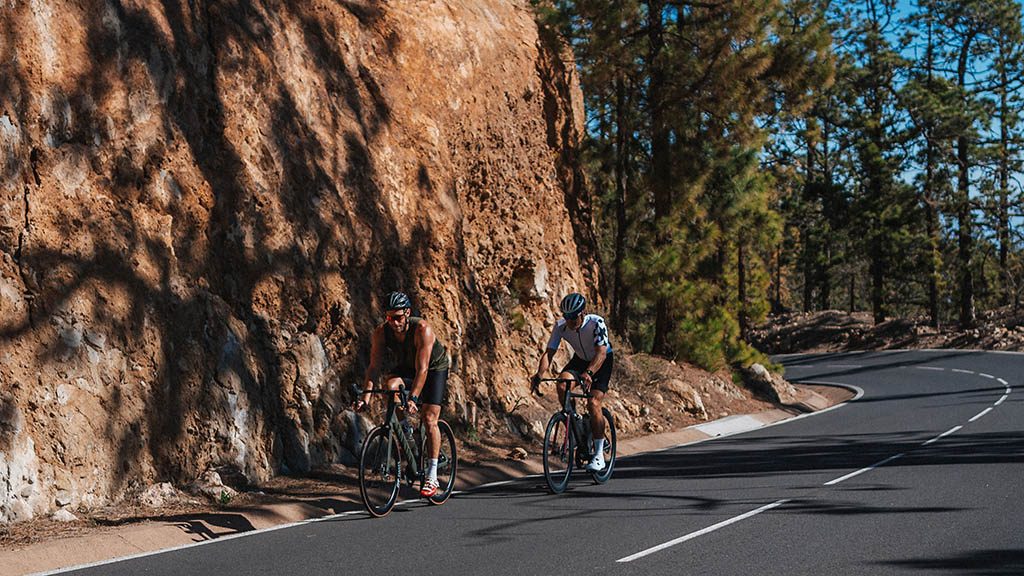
[362, 385, 425, 486]
[539, 376, 594, 463]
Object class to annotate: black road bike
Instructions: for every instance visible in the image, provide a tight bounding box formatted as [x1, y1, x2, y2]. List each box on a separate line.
[355, 384, 458, 517]
[535, 377, 617, 493]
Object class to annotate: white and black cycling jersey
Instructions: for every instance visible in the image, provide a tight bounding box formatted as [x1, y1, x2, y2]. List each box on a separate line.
[545, 314, 613, 361]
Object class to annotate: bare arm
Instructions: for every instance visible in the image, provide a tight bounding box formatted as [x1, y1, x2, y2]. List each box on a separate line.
[410, 321, 436, 400]
[359, 326, 385, 406]
[535, 347, 556, 378]
[587, 345, 608, 375]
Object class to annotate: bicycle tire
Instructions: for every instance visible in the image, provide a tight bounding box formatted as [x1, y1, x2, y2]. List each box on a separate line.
[543, 412, 574, 494]
[427, 419, 458, 505]
[590, 407, 616, 484]
[358, 425, 401, 517]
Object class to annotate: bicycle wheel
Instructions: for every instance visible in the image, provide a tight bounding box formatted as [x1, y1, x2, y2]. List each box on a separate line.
[590, 408, 616, 484]
[543, 412, 574, 494]
[427, 419, 458, 505]
[358, 426, 401, 517]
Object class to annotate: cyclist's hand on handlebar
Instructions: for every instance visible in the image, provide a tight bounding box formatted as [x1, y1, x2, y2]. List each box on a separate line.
[580, 371, 593, 387]
[530, 374, 542, 396]
[353, 394, 371, 412]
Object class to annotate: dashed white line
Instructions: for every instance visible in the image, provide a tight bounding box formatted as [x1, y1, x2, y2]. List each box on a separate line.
[995, 395, 1008, 406]
[952, 369, 974, 374]
[823, 453, 905, 486]
[916, 366, 946, 371]
[979, 373, 994, 379]
[969, 408, 993, 422]
[825, 364, 863, 368]
[616, 499, 791, 563]
[923, 425, 963, 446]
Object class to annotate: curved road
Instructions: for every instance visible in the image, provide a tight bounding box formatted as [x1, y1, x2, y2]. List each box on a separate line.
[61, 350, 1023, 575]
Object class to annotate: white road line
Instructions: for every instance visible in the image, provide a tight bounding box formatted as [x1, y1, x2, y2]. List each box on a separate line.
[952, 369, 974, 374]
[825, 364, 863, 368]
[996, 394, 1008, 406]
[923, 425, 963, 446]
[969, 408, 993, 422]
[997, 378, 1008, 385]
[39, 509, 367, 575]
[616, 499, 791, 563]
[916, 366, 945, 371]
[979, 373, 994, 379]
[823, 453, 905, 486]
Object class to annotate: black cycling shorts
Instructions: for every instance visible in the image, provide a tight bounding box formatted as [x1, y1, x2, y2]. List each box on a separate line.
[389, 368, 448, 406]
[563, 353, 613, 393]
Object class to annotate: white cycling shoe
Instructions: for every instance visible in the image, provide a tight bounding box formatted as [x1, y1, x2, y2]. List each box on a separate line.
[585, 454, 606, 472]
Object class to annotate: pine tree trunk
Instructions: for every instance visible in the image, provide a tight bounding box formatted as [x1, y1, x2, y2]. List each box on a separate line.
[738, 241, 748, 339]
[998, 43, 1011, 307]
[956, 32, 977, 329]
[612, 75, 630, 334]
[648, 0, 673, 355]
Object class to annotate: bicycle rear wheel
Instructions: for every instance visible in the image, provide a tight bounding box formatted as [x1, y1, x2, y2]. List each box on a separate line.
[427, 419, 458, 505]
[590, 408, 616, 484]
[543, 412, 574, 494]
[358, 426, 401, 517]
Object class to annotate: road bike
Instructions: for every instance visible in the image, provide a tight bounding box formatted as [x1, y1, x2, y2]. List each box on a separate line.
[355, 384, 458, 517]
[535, 376, 616, 493]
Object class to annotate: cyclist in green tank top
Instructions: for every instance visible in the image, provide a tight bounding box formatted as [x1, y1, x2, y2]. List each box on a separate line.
[356, 291, 450, 497]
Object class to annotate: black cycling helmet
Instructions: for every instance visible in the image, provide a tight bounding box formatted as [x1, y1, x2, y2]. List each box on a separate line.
[384, 291, 412, 311]
[559, 292, 586, 319]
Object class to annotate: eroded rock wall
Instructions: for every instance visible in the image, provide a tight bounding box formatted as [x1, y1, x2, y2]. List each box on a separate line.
[0, 0, 596, 522]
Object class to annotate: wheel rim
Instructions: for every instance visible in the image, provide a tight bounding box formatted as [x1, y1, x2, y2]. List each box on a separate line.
[359, 427, 401, 517]
[543, 413, 573, 493]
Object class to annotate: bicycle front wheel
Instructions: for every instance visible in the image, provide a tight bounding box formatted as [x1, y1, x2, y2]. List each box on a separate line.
[427, 419, 458, 505]
[543, 412, 574, 494]
[359, 426, 401, 517]
[590, 407, 616, 484]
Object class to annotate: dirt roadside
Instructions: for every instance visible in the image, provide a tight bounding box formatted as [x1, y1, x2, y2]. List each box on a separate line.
[0, 383, 851, 576]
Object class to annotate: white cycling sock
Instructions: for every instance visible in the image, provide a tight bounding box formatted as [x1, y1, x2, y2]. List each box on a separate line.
[427, 459, 438, 482]
[594, 439, 606, 457]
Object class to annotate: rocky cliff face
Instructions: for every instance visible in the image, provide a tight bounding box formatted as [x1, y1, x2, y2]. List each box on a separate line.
[0, 0, 597, 522]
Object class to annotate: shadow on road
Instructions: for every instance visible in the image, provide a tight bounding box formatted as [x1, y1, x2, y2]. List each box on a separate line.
[878, 549, 1024, 574]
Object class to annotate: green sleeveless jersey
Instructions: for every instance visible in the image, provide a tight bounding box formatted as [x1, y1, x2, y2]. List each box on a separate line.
[384, 317, 450, 372]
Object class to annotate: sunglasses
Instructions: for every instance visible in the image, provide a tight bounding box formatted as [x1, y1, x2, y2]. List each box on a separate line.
[385, 311, 409, 322]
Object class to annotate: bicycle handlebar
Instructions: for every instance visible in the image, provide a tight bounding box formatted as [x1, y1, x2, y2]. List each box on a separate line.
[531, 376, 591, 399]
[352, 383, 411, 408]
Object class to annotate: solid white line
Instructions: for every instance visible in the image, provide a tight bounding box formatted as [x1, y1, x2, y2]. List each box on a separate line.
[979, 373, 994, 379]
[969, 408, 993, 422]
[995, 394, 1008, 406]
[37, 508, 366, 575]
[916, 366, 946, 371]
[997, 378, 1008, 385]
[825, 364, 863, 368]
[923, 425, 963, 446]
[823, 453, 905, 486]
[616, 499, 790, 563]
[952, 369, 974, 374]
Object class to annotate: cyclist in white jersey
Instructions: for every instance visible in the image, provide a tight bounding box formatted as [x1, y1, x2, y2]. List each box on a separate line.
[531, 292, 614, 472]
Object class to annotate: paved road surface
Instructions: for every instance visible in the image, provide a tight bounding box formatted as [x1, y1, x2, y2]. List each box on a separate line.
[61, 350, 1023, 575]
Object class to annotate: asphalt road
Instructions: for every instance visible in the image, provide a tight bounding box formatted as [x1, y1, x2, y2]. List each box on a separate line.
[61, 350, 1023, 576]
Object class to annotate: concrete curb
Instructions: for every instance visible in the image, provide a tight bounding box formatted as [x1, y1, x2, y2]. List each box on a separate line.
[4, 383, 855, 576]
